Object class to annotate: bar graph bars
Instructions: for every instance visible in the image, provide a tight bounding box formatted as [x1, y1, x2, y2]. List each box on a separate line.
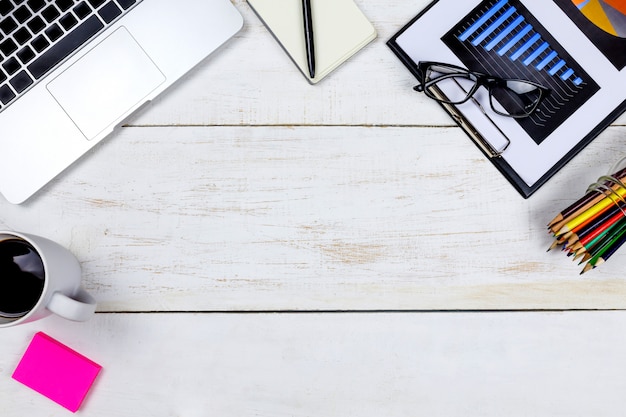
[442, 0, 599, 144]
[459, 0, 585, 85]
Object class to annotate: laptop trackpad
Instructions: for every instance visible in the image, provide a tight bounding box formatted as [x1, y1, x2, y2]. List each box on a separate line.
[47, 27, 165, 140]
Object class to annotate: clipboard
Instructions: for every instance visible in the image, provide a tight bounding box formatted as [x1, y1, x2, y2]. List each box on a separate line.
[387, 0, 626, 198]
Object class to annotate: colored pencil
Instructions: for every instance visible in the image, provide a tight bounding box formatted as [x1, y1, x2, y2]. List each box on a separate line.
[548, 167, 626, 232]
[574, 217, 626, 260]
[576, 211, 626, 250]
[586, 233, 626, 270]
[581, 225, 626, 274]
[563, 205, 625, 253]
[547, 191, 603, 228]
[556, 185, 626, 235]
[548, 168, 626, 273]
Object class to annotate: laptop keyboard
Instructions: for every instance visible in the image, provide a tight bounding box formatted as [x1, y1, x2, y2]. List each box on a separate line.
[0, 0, 142, 112]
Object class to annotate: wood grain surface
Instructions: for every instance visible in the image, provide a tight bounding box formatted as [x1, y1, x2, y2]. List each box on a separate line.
[2, 312, 626, 417]
[1, 0, 625, 311]
[2, 1, 626, 415]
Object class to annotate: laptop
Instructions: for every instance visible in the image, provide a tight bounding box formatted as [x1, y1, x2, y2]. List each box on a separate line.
[0, 0, 243, 204]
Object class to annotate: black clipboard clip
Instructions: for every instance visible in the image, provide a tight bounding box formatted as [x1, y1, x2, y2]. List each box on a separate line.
[426, 81, 511, 158]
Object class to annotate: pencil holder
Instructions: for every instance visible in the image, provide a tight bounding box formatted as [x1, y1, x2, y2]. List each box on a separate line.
[548, 157, 626, 274]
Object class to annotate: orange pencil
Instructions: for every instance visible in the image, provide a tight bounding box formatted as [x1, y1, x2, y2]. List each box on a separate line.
[557, 186, 626, 235]
[549, 168, 626, 232]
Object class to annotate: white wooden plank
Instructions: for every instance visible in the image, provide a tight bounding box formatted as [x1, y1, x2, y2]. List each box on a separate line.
[128, 0, 626, 127]
[3, 126, 626, 310]
[1, 312, 626, 416]
[131, 0, 442, 127]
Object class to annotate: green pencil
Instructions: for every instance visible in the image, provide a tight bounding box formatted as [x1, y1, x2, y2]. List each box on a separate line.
[581, 224, 626, 274]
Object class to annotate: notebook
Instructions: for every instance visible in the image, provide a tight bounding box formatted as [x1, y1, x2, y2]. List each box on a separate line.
[387, 0, 626, 198]
[247, 0, 376, 84]
[0, 0, 243, 204]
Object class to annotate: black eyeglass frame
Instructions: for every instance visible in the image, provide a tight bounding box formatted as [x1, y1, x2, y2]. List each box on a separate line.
[413, 61, 551, 119]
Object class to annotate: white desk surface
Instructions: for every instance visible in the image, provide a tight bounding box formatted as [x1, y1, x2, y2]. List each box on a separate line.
[2, 1, 626, 415]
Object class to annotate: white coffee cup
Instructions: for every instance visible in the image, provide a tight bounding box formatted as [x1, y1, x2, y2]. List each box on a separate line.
[0, 231, 96, 328]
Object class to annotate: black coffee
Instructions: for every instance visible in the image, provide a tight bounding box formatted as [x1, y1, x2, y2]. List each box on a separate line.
[0, 239, 45, 317]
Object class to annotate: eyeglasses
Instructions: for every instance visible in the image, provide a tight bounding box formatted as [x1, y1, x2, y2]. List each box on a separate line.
[413, 62, 551, 118]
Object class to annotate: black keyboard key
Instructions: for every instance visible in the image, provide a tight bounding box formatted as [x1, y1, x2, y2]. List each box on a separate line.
[28, 15, 103, 79]
[73, 1, 91, 19]
[13, 27, 32, 44]
[0, 16, 17, 35]
[42, 5, 60, 23]
[56, 0, 74, 12]
[98, 1, 120, 23]
[17, 45, 35, 64]
[0, 83, 15, 104]
[0, 37, 16, 55]
[30, 34, 49, 52]
[27, 16, 45, 34]
[9, 70, 32, 92]
[0, 0, 14, 16]
[27, 0, 46, 13]
[117, 0, 136, 10]
[0, 70, 6, 83]
[2, 56, 19, 75]
[59, 12, 77, 30]
[88, 0, 105, 8]
[44, 23, 63, 41]
[14, 5, 32, 23]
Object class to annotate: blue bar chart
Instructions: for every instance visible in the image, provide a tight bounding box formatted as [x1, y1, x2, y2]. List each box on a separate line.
[442, 0, 599, 144]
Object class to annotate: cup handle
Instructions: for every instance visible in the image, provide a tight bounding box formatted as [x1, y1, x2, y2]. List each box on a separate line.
[47, 288, 97, 322]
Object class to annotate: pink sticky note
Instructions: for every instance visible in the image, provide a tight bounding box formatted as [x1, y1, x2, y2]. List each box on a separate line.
[12, 332, 102, 412]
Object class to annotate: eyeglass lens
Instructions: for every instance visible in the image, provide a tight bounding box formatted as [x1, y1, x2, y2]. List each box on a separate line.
[422, 64, 544, 118]
[488, 80, 544, 117]
[423, 64, 477, 104]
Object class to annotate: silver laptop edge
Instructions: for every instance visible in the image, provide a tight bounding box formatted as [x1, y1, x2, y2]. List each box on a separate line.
[0, 0, 243, 204]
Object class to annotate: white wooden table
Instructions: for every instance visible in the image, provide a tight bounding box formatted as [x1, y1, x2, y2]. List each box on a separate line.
[2, 1, 626, 415]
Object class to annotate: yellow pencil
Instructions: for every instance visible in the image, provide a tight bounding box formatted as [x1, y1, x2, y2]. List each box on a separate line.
[549, 178, 626, 234]
[557, 186, 626, 235]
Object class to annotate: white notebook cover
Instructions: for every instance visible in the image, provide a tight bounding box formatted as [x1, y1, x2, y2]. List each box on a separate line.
[248, 0, 377, 83]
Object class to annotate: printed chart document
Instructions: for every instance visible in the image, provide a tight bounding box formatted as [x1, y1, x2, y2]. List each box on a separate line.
[388, 0, 626, 197]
